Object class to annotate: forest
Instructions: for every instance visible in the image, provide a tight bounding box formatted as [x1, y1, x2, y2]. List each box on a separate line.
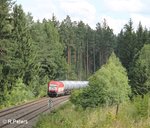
[0, 0, 150, 108]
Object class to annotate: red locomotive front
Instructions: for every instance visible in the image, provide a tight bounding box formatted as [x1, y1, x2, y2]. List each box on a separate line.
[48, 80, 64, 97]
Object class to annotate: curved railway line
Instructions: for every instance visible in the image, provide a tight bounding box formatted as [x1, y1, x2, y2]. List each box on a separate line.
[0, 95, 69, 128]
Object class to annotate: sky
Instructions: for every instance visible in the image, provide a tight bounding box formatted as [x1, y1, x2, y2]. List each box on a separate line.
[16, 0, 150, 34]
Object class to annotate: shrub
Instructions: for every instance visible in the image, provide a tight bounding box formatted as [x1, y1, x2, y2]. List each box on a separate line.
[133, 95, 149, 120]
[5, 78, 34, 106]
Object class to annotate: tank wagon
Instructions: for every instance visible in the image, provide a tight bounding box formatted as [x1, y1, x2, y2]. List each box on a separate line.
[48, 80, 88, 97]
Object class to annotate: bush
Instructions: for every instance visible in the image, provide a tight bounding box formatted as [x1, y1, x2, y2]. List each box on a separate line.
[29, 75, 48, 97]
[133, 95, 149, 120]
[70, 89, 83, 106]
[4, 78, 34, 106]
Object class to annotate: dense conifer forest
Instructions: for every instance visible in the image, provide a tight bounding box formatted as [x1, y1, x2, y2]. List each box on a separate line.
[0, 0, 150, 108]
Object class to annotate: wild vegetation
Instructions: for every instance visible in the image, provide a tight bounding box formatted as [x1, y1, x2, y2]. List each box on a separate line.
[0, 2, 150, 127]
[35, 100, 150, 128]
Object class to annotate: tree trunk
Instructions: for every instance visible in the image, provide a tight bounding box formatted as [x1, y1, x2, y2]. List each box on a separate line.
[93, 44, 96, 72]
[67, 45, 71, 79]
[86, 40, 89, 78]
[67, 46, 71, 65]
[74, 48, 76, 66]
[116, 104, 119, 117]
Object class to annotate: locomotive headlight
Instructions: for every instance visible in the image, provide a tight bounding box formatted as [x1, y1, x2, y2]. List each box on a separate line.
[49, 84, 57, 91]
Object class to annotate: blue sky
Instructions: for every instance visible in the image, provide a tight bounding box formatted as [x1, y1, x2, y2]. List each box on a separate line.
[16, 0, 150, 34]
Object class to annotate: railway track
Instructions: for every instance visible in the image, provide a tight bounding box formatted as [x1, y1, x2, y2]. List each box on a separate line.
[0, 95, 69, 128]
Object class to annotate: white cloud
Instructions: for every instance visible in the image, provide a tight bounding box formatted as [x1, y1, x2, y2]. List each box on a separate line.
[18, 0, 96, 26]
[104, 0, 144, 13]
[131, 13, 150, 29]
[59, 0, 96, 25]
[98, 16, 127, 34]
[18, 0, 59, 20]
[100, 0, 150, 33]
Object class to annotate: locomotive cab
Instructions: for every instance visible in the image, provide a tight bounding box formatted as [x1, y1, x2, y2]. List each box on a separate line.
[48, 81, 64, 97]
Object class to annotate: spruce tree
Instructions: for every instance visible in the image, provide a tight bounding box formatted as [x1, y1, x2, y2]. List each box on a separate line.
[0, 0, 14, 104]
[11, 5, 35, 85]
[115, 19, 136, 71]
[130, 44, 150, 96]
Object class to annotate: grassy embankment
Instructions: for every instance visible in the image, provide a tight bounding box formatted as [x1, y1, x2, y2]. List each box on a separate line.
[0, 78, 47, 110]
[35, 96, 150, 128]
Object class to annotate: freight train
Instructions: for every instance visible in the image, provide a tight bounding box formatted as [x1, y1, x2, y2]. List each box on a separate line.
[48, 80, 88, 97]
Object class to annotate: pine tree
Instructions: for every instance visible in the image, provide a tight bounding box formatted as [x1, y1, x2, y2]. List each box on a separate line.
[59, 16, 76, 79]
[95, 19, 116, 69]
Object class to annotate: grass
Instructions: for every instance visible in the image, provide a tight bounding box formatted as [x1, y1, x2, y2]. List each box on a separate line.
[35, 99, 150, 128]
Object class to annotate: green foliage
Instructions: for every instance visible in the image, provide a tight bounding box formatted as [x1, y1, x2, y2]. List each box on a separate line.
[0, 0, 150, 110]
[59, 17, 116, 80]
[133, 95, 149, 119]
[95, 19, 116, 68]
[4, 78, 34, 107]
[115, 20, 149, 73]
[115, 19, 136, 71]
[0, 3, 67, 107]
[70, 89, 84, 106]
[71, 52, 131, 109]
[31, 19, 67, 80]
[0, 0, 14, 106]
[130, 44, 150, 95]
[0, 0, 13, 38]
[35, 101, 150, 128]
[30, 75, 48, 97]
[118, 94, 150, 126]
[11, 4, 36, 85]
